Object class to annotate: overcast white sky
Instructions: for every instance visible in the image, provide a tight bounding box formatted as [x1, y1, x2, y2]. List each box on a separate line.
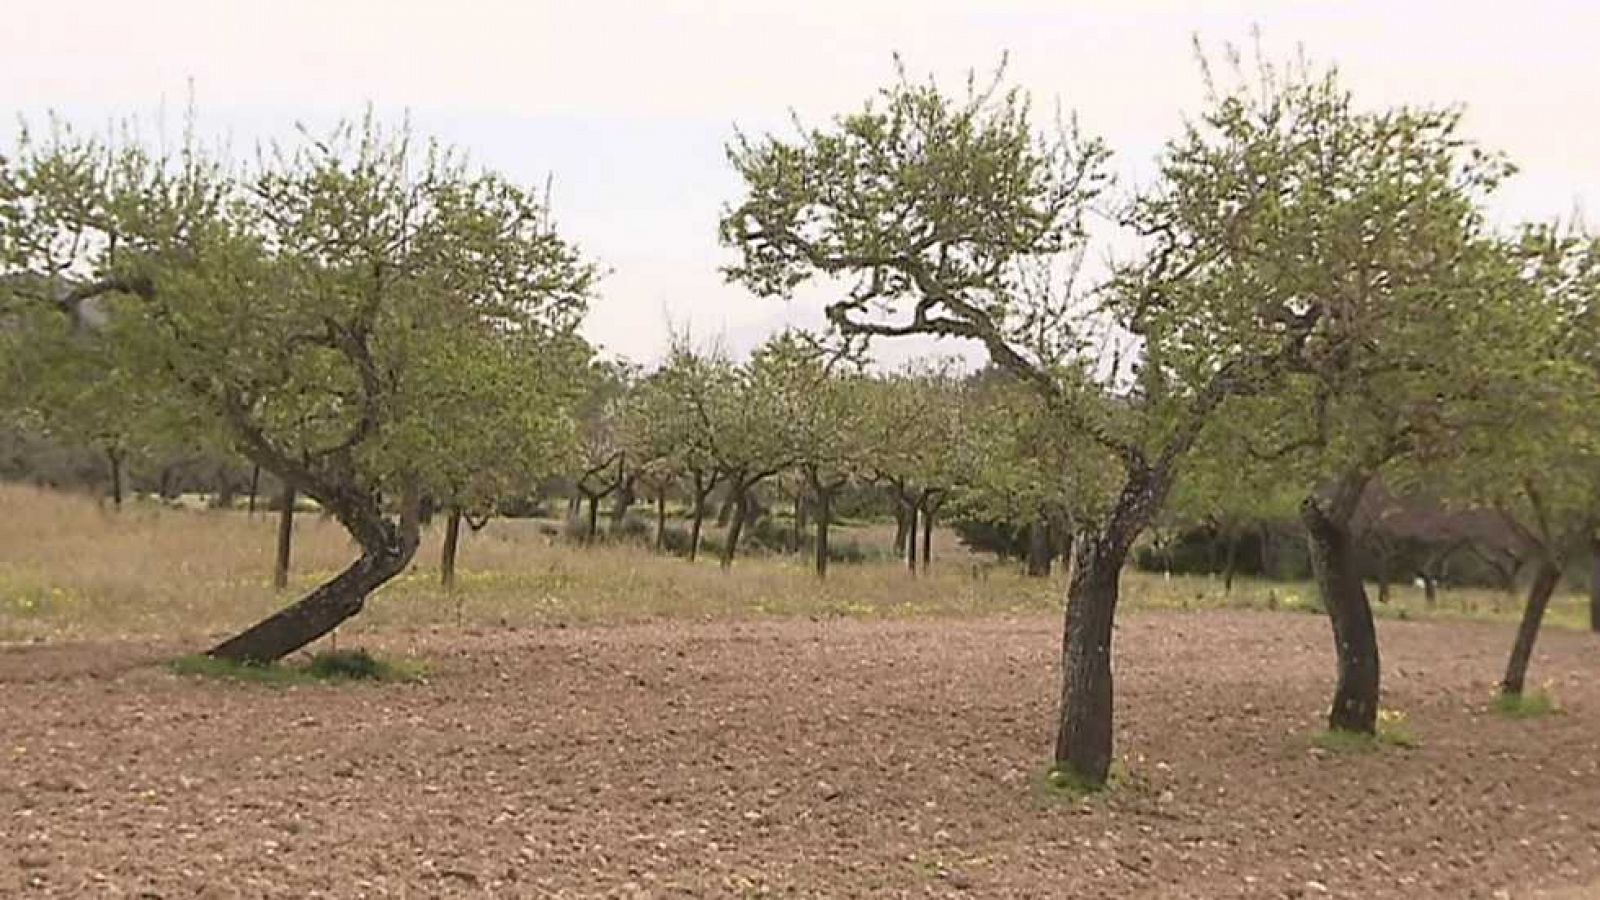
[6, 1, 1597, 363]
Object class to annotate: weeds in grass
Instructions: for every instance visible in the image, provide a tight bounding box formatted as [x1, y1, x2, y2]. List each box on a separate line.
[1493, 689, 1559, 719]
[170, 649, 423, 685]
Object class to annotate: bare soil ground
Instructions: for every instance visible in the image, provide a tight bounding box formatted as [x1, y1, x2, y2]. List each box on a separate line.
[4, 610, 1600, 898]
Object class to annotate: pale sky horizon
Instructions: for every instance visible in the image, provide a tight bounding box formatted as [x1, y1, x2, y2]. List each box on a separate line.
[6, 1, 1597, 364]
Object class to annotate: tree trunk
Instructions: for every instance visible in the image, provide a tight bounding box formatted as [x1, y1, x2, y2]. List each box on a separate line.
[1590, 535, 1600, 633]
[1422, 572, 1438, 607]
[1376, 550, 1392, 605]
[106, 446, 124, 511]
[689, 483, 709, 562]
[247, 465, 260, 516]
[716, 493, 736, 527]
[1259, 522, 1276, 579]
[905, 503, 919, 574]
[610, 476, 635, 532]
[1302, 496, 1380, 735]
[720, 483, 748, 571]
[893, 503, 911, 556]
[586, 495, 600, 544]
[1053, 530, 1127, 786]
[1026, 519, 1053, 578]
[792, 495, 805, 554]
[211, 494, 421, 664]
[920, 503, 934, 570]
[273, 486, 296, 591]
[655, 491, 668, 553]
[1502, 562, 1562, 697]
[440, 505, 462, 590]
[814, 489, 832, 579]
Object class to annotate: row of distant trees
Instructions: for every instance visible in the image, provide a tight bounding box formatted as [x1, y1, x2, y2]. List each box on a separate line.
[5, 44, 1600, 788]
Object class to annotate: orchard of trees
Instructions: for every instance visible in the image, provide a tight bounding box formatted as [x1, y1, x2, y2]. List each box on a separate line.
[5, 48, 1600, 789]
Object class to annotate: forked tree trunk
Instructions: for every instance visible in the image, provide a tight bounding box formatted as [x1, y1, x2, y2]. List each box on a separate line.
[1502, 561, 1562, 696]
[1026, 519, 1053, 578]
[1302, 495, 1380, 735]
[212, 489, 422, 664]
[106, 446, 124, 511]
[273, 487, 296, 591]
[440, 506, 463, 589]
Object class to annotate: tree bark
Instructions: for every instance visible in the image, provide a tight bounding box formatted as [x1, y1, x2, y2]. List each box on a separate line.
[1302, 493, 1381, 735]
[609, 474, 636, 532]
[1502, 561, 1562, 696]
[892, 501, 911, 556]
[1053, 529, 1128, 786]
[1052, 467, 1167, 787]
[273, 486, 296, 591]
[1026, 519, 1053, 578]
[247, 465, 260, 516]
[586, 494, 600, 544]
[440, 506, 463, 589]
[106, 446, 124, 511]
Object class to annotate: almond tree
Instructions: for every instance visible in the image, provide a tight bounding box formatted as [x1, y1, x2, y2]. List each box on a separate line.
[1, 118, 595, 662]
[720, 58, 1384, 785]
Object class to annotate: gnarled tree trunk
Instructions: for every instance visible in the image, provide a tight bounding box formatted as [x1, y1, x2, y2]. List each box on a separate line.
[212, 488, 421, 664]
[1302, 491, 1380, 735]
[1503, 562, 1562, 696]
[1053, 468, 1165, 787]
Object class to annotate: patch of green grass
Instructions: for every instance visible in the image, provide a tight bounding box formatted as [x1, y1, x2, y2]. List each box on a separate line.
[1311, 708, 1418, 753]
[169, 648, 424, 686]
[1037, 759, 1139, 799]
[1493, 689, 1559, 719]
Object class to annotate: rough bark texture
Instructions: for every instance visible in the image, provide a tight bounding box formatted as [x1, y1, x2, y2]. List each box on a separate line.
[1053, 469, 1165, 787]
[1053, 530, 1127, 785]
[440, 506, 462, 590]
[1502, 562, 1562, 696]
[211, 490, 421, 664]
[273, 487, 296, 591]
[892, 504, 911, 557]
[1302, 492, 1380, 735]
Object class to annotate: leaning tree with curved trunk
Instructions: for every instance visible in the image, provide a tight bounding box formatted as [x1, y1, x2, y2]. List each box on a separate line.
[1, 117, 595, 662]
[1190, 67, 1530, 735]
[719, 57, 1334, 787]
